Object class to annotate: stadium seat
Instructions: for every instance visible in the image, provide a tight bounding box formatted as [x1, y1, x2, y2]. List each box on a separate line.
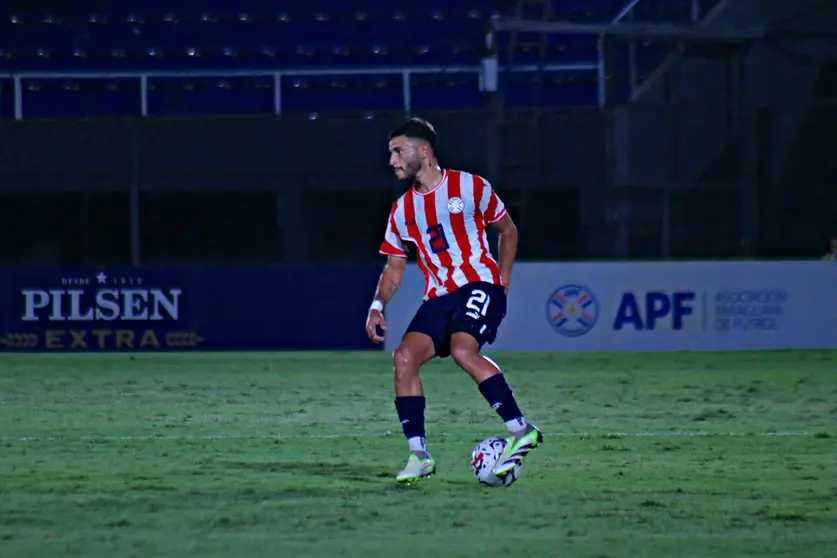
[0, 0, 721, 117]
[280, 73, 405, 113]
[410, 72, 484, 111]
[16, 78, 141, 119]
[504, 69, 599, 107]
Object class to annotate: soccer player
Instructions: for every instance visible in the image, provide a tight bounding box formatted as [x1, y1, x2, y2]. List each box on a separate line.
[364, 118, 543, 482]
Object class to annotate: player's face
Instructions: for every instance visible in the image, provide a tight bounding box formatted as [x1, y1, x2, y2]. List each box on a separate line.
[388, 136, 422, 182]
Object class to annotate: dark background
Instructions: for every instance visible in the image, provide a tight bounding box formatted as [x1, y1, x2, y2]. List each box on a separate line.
[1, 0, 836, 267]
[1, 101, 835, 266]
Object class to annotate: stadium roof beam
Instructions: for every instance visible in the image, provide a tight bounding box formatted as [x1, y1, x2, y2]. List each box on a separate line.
[490, 16, 766, 41]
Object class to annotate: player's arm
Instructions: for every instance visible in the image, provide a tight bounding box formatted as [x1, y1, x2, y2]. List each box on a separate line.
[372, 255, 407, 309]
[368, 203, 408, 343]
[491, 213, 518, 292]
[375, 202, 408, 308]
[366, 256, 406, 343]
[479, 179, 518, 291]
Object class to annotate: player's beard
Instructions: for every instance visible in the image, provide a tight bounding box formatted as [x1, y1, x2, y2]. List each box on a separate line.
[398, 158, 422, 185]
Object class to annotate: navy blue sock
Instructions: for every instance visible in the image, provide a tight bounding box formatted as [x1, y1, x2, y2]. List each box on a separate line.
[478, 374, 526, 429]
[395, 396, 426, 448]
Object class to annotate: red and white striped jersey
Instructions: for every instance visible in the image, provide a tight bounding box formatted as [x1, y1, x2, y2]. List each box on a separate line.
[379, 169, 507, 300]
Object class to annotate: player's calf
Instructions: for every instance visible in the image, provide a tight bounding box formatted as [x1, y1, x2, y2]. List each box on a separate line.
[449, 335, 535, 436]
[471, 357, 528, 430]
[391, 334, 437, 480]
[393, 395, 436, 482]
[465, 353, 544, 475]
[393, 343, 424, 395]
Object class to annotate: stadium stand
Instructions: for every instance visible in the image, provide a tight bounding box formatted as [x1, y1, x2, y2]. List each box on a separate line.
[0, 0, 720, 117]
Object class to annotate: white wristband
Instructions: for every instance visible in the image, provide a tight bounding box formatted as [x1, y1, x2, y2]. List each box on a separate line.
[369, 299, 384, 313]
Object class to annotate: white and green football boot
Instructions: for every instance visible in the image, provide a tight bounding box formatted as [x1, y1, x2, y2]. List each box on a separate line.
[396, 451, 436, 483]
[492, 423, 543, 477]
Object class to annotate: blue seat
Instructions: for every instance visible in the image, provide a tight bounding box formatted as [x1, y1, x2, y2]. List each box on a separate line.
[632, 0, 697, 22]
[280, 73, 404, 113]
[147, 76, 275, 116]
[504, 69, 598, 107]
[550, 0, 625, 21]
[411, 72, 482, 110]
[0, 8, 491, 69]
[17, 78, 141, 119]
[0, 1, 725, 116]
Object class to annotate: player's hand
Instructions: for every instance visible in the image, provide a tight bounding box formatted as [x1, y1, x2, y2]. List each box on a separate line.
[366, 309, 386, 344]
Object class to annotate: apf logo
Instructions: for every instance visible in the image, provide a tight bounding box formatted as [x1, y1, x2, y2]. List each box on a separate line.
[545, 284, 599, 337]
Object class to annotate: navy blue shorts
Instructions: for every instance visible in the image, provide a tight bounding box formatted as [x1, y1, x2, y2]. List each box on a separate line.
[404, 281, 507, 358]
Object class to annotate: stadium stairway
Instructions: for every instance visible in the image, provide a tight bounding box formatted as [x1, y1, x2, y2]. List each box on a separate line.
[612, 0, 837, 193]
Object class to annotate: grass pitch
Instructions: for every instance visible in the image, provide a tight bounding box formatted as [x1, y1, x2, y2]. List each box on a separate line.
[1, 350, 836, 557]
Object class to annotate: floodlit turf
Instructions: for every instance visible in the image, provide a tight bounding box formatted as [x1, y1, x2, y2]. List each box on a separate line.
[1, 351, 836, 558]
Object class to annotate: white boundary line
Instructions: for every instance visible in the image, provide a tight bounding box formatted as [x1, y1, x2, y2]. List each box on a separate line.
[0, 430, 821, 442]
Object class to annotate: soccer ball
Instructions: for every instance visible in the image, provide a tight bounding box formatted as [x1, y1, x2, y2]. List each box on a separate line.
[469, 436, 522, 487]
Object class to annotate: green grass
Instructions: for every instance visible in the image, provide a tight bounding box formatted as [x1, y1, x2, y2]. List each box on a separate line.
[1, 350, 836, 558]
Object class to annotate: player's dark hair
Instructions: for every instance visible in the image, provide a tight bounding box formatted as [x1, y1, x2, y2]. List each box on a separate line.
[389, 118, 437, 151]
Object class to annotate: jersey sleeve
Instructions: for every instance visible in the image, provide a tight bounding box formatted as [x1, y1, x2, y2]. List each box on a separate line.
[478, 179, 508, 224]
[378, 203, 407, 258]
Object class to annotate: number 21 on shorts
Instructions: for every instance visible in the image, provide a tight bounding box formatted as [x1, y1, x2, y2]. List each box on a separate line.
[465, 289, 490, 319]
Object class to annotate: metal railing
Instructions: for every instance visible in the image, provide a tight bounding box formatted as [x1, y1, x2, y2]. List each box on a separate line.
[0, 62, 597, 120]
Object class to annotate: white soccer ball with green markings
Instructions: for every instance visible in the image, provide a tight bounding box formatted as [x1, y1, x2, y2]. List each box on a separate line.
[469, 436, 522, 487]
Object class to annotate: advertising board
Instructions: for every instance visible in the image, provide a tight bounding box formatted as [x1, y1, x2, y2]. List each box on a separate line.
[383, 261, 837, 352]
[0, 266, 380, 352]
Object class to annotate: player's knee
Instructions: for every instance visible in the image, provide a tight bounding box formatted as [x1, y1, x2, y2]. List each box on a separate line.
[392, 344, 418, 373]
